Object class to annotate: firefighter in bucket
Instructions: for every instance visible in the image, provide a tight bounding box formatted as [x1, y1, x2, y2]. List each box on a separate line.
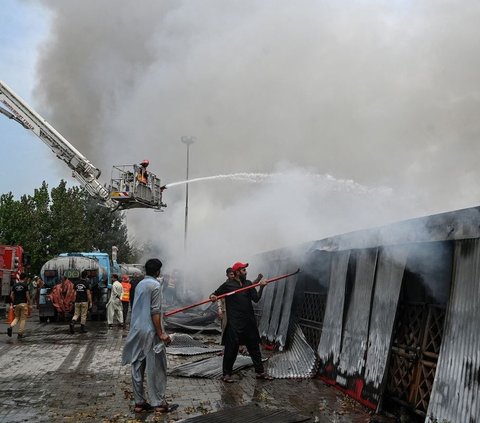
[137, 160, 149, 185]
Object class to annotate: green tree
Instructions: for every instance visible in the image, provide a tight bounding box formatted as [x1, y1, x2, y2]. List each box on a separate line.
[83, 195, 134, 262]
[49, 180, 89, 254]
[0, 180, 138, 274]
[28, 182, 52, 271]
[0, 192, 22, 244]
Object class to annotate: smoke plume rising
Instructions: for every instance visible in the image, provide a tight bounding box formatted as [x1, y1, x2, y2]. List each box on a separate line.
[34, 1, 480, 292]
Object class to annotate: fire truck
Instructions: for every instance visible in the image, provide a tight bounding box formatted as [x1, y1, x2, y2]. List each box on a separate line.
[0, 245, 26, 296]
[0, 80, 167, 211]
[0, 245, 28, 318]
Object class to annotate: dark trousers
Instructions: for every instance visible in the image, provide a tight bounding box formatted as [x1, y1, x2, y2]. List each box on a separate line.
[122, 301, 129, 324]
[222, 326, 264, 376]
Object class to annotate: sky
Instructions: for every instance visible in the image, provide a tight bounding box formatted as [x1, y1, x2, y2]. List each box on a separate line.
[2, 0, 480, 291]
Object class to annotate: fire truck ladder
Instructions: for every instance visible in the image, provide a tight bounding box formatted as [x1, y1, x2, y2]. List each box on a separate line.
[0, 81, 117, 210]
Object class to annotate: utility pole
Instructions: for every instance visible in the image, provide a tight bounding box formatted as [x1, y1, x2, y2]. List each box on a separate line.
[181, 136, 195, 256]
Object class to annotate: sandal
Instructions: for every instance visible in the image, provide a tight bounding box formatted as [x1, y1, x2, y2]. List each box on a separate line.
[154, 403, 179, 413]
[256, 372, 274, 380]
[133, 402, 153, 413]
[223, 375, 234, 383]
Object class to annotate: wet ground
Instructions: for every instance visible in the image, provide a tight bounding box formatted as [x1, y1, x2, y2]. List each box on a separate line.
[0, 310, 395, 423]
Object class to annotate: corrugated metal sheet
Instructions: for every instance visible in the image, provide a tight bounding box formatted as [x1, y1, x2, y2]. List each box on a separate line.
[317, 250, 351, 363]
[181, 403, 311, 423]
[364, 245, 409, 390]
[338, 248, 378, 376]
[169, 355, 255, 378]
[427, 239, 480, 422]
[267, 325, 318, 379]
[166, 333, 223, 356]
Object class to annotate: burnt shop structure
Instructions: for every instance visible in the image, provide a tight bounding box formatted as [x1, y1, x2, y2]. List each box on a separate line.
[251, 206, 480, 422]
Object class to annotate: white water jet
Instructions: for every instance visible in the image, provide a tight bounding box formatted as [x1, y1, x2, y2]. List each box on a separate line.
[165, 173, 271, 188]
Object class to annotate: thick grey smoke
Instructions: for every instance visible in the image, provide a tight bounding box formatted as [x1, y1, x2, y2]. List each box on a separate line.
[34, 1, 480, 291]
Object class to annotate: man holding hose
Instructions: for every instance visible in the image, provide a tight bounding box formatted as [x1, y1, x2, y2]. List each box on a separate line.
[210, 262, 272, 382]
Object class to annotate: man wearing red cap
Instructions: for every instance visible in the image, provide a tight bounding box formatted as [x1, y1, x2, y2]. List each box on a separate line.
[210, 262, 272, 382]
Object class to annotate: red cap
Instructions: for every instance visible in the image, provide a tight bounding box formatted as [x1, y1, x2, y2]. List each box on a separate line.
[121, 274, 130, 282]
[232, 262, 248, 272]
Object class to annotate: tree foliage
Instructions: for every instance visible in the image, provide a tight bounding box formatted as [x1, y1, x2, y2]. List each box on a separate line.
[0, 180, 137, 274]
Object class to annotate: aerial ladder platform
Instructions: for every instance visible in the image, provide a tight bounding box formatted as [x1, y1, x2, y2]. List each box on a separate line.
[0, 81, 166, 211]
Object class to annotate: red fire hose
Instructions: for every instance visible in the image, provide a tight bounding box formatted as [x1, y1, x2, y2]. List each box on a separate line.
[164, 268, 301, 317]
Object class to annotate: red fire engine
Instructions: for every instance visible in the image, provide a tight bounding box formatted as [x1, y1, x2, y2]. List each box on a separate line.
[0, 245, 25, 297]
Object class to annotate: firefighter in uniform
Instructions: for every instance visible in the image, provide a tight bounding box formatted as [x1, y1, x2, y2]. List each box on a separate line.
[137, 160, 149, 184]
[121, 274, 131, 328]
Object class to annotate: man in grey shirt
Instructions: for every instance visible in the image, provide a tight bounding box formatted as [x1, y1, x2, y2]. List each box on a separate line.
[122, 258, 178, 414]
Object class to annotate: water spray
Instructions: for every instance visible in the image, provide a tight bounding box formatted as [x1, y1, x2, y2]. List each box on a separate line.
[164, 172, 271, 188]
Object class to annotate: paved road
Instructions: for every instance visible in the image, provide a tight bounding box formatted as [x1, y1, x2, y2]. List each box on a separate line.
[0, 310, 392, 422]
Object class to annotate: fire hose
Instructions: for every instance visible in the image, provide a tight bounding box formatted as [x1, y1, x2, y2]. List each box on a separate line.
[164, 268, 301, 317]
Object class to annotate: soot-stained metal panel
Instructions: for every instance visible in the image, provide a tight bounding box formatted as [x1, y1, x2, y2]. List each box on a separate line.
[364, 245, 409, 390]
[427, 239, 480, 423]
[275, 270, 299, 348]
[267, 325, 318, 379]
[338, 248, 378, 376]
[317, 250, 351, 364]
[266, 262, 288, 343]
[258, 261, 281, 339]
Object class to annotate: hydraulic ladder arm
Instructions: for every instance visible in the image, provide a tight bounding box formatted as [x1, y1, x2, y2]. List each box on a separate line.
[0, 80, 117, 209]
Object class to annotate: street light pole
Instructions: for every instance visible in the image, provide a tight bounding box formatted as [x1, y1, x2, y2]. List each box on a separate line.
[181, 136, 195, 255]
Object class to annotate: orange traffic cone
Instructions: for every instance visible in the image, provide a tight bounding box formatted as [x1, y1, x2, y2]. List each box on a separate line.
[6, 304, 14, 324]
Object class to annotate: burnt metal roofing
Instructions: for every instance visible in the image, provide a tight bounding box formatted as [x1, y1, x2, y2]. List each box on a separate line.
[251, 205, 480, 418]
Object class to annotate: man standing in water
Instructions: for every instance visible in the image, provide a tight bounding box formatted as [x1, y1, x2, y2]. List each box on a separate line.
[210, 262, 272, 382]
[122, 258, 178, 414]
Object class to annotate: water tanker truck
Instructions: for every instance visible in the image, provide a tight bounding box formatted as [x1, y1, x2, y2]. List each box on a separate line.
[39, 251, 143, 322]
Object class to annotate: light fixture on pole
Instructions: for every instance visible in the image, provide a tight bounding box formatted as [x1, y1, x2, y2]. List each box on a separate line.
[181, 136, 195, 255]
